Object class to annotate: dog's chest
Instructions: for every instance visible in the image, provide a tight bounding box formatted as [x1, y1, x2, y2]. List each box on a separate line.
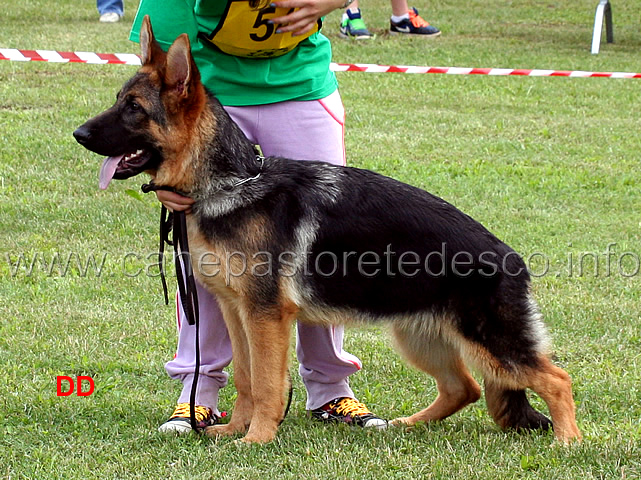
[186, 214, 274, 301]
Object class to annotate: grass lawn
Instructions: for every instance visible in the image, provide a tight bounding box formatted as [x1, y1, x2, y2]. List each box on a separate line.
[1, 0, 641, 478]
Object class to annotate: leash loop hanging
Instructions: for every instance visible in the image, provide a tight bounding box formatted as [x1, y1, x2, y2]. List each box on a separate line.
[173, 210, 202, 434]
[157, 205, 173, 305]
[142, 182, 202, 433]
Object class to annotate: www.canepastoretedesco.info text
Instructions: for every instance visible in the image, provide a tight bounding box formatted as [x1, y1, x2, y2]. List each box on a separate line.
[4, 243, 639, 280]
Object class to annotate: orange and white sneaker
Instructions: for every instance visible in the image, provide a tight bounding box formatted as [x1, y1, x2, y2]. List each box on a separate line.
[158, 403, 221, 434]
[390, 8, 441, 37]
[309, 397, 388, 429]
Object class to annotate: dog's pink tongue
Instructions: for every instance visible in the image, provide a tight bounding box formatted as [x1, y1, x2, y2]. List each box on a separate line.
[99, 155, 123, 190]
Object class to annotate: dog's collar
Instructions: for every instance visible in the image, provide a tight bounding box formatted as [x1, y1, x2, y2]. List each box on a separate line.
[230, 155, 264, 189]
[140, 155, 264, 197]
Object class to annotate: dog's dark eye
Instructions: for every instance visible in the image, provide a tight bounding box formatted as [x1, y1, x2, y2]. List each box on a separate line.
[123, 95, 144, 113]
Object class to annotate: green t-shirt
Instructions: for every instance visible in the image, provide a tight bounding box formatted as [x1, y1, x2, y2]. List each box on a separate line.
[129, 0, 338, 106]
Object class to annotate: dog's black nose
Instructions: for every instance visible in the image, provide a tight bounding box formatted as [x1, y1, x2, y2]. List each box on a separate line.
[73, 126, 91, 145]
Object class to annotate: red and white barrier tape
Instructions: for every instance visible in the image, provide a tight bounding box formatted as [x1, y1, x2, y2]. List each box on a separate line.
[332, 63, 641, 78]
[0, 49, 141, 65]
[2, 48, 640, 79]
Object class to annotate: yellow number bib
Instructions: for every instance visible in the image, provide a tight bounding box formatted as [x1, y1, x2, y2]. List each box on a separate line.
[202, 2, 321, 58]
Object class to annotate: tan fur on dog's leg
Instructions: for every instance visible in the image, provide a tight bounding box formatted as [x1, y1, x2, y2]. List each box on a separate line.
[527, 357, 581, 443]
[239, 302, 298, 444]
[205, 300, 253, 438]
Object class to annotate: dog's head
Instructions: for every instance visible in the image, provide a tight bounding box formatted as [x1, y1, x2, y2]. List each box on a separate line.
[73, 15, 206, 191]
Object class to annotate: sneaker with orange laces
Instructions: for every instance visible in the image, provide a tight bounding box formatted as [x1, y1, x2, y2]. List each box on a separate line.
[390, 7, 441, 36]
[309, 397, 388, 429]
[158, 403, 222, 434]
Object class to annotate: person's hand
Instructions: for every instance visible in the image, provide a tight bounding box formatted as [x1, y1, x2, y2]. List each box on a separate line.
[270, 0, 346, 36]
[156, 190, 195, 213]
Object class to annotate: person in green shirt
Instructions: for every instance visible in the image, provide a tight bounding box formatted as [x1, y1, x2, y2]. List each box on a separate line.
[129, 0, 388, 433]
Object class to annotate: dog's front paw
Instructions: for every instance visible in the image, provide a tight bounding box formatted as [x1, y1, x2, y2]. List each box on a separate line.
[230, 421, 279, 444]
[204, 423, 246, 438]
[390, 417, 413, 427]
[235, 430, 276, 444]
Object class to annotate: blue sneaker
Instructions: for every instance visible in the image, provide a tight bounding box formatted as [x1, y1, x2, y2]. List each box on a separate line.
[390, 7, 441, 37]
[339, 9, 374, 39]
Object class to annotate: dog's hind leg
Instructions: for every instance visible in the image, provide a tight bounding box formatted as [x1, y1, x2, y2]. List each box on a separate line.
[459, 319, 581, 443]
[390, 321, 481, 426]
[526, 357, 581, 443]
[512, 356, 580, 443]
[481, 356, 581, 443]
[484, 379, 552, 434]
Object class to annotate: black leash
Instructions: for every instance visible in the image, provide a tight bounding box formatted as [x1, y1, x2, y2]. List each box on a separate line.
[142, 182, 202, 433]
[142, 178, 293, 434]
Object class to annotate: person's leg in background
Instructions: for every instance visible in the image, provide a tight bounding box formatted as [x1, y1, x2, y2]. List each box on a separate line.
[390, 0, 440, 36]
[97, 0, 124, 23]
[339, 0, 374, 40]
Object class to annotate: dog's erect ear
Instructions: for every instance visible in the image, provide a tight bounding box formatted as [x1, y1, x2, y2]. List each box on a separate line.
[139, 15, 165, 66]
[165, 34, 194, 99]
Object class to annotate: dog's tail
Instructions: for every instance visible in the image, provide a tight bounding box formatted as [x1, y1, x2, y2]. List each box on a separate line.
[484, 381, 553, 432]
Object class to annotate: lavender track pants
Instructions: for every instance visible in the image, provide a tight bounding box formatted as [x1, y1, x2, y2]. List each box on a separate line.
[165, 90, 363, 413]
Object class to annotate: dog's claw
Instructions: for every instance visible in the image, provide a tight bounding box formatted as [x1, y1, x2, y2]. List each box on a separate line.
[390, 417, 412, 426]
[235, 432, 276, 444]
[205, 424, 242, 438]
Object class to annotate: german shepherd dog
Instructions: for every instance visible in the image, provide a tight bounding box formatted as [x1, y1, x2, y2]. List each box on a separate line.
[74, 16, 581, 444]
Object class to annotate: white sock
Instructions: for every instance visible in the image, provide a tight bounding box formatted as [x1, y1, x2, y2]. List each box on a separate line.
[391, 13, 409, 23]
